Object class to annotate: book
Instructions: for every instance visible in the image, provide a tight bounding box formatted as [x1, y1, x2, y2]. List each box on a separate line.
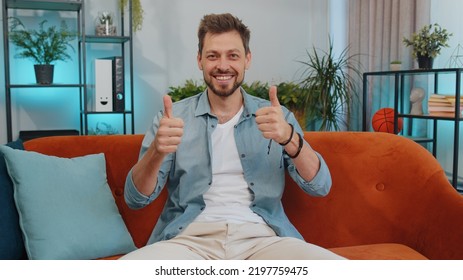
[427, 94, 463, 116]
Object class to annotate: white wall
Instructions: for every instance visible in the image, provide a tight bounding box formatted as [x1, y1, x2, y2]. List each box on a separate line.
[132, 0, 330, 134]
[0, 0, 330, 143]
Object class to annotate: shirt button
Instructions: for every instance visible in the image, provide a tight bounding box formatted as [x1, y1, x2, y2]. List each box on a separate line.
[179, 226, 183, 230]
[250, 182, 254, 186]
[241, 154, 246, 158]
[211, 124, 215, 128]
[252, 204, 257, 207]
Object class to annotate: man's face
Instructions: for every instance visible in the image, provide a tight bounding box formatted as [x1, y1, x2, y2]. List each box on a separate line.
[197, 31, 251, 98]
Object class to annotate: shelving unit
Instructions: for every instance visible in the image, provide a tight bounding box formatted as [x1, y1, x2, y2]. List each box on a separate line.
[2, 0, 135, 142]
[362, 68, 462, 191]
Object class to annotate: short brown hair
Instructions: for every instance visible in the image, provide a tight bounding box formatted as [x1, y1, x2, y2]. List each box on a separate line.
[198, 13, 251, 55]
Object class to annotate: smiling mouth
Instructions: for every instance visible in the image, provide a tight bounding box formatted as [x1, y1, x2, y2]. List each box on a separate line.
[215, 75, 233, 81]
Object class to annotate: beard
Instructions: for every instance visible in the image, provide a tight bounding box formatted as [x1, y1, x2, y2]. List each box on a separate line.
[204, 70, 244, 98]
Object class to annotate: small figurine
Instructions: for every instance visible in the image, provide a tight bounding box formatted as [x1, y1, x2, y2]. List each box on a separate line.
[410, 87, 425, 115]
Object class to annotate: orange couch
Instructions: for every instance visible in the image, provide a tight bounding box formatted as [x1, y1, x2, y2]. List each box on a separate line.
[23, 132, 463, 260]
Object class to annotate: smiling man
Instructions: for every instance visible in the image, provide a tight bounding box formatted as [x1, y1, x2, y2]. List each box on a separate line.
[121, 13, 344, 260]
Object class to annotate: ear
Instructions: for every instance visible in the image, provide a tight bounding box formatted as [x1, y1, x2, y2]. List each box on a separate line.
[197, 52, 203, 70]
[245, 51, 252, 70]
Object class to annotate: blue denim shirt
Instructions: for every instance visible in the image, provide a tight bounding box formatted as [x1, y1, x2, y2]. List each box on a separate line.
[125, 89, 332, 244]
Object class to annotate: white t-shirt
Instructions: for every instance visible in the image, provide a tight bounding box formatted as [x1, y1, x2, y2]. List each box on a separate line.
[193, 106, 265, 224]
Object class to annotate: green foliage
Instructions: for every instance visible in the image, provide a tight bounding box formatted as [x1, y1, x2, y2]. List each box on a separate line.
[241, 81, 269, 99]
[298, 39, 361, 131]
[8, 17, 76, 65]
[168, 80, 307, 111]
[168, 79, 206, 102]
[276, 82, 308, 112]
[403, 23, 453, 58]
[119, 0, 144, 32]
[88, 122, 119, 135]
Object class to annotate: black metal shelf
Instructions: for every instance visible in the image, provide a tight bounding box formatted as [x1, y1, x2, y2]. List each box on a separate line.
[3, 0, 135, 141]
[83, 111, 133, 115]
[83, 35, 130, 44]
[6, 0, 82, 11]
[8, 83, 84, 88]
[363, 68, 462, 190]
[398, 113, 462, 121]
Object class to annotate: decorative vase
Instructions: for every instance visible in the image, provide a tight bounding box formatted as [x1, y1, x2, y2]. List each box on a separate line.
[95, 24, 116, 36]
[417, 55, 433, 69]
[390, 63, 402, 71]
[95, 11, 116, 36]
[34, 64, 54, 84]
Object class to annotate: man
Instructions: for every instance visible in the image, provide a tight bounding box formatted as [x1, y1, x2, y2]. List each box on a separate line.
[122, 13, 344, 260]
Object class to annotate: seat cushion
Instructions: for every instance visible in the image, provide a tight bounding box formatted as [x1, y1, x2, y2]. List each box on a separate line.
[329, 243, 428, 260]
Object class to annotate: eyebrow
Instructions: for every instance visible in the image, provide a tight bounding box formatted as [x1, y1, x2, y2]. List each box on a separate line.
[204, 48, 242, 54]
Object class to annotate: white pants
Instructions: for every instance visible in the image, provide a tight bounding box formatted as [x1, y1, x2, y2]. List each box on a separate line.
[120, 222, 346, 260]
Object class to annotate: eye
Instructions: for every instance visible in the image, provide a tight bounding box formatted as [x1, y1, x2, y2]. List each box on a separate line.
[230, 53, 240, 60]
[207, 54, 217, 60]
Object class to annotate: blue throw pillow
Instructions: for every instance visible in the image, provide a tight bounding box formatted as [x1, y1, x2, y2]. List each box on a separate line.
[0, 146, 136, 260]
[0, 139, 27, 260]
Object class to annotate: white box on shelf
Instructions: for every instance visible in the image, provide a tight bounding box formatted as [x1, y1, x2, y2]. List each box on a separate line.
[94, 59, 113, 112]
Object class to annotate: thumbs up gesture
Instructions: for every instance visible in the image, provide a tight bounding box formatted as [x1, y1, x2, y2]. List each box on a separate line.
[153, 95, 184, 154]
[255, 86, 293, 144]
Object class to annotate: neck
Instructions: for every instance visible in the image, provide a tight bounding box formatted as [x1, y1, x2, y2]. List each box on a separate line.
[208, 88, 243, 124]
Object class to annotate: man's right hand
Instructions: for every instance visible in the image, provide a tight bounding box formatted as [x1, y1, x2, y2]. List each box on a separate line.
[153, 95, 184, 155]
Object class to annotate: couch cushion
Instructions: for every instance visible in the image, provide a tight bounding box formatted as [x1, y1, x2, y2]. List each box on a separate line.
[0, 139, 27, 260]
[329, 243, 428, 260]
[0, 146, 137, 259]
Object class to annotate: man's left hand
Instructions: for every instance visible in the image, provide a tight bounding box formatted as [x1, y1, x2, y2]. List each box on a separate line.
[255, 85, 292, 144]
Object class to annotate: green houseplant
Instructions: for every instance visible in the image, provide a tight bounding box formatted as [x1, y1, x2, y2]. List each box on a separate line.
[298, 40, 361, 131]
[8, 17, 76, 84]
[403, 23, 452, 69]
[168, 79, 206, 102]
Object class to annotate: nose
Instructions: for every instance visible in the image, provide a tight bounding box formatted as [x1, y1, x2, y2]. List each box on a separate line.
[216, 57, 230, 72]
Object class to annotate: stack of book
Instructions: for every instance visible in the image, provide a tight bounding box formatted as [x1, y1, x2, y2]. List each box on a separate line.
[427, 94, 463, 117]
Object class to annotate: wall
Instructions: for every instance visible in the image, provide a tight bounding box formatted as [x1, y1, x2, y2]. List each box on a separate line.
[0, 0, 330, 143]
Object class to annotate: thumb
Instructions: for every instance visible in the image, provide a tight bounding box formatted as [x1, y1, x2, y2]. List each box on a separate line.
[269, 85, 280, 107]
[163, 95, 173, 118]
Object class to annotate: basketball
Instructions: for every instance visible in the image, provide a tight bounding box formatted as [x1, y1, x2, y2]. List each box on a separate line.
[371, 108, 403, 134]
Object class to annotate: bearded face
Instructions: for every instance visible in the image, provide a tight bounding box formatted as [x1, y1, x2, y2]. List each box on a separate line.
[198, 31, 251, 99]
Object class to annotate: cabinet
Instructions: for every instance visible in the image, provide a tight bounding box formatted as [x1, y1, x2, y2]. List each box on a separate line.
[362, 68, 462, 191]
[2, 0, 134, 142]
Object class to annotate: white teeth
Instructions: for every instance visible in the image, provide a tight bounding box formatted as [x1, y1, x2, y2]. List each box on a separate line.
[216, 76, 232, 80]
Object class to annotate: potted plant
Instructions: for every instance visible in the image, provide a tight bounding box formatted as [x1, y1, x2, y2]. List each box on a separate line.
[8, 17, 76, 84]
[297, 39, 361, 131]
[403, 23, 452, 69]
[95, 11, 116, 36]
[119, 0, 144, 32]
[390, 60, 402, 71]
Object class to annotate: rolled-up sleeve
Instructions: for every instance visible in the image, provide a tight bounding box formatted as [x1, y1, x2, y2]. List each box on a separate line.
[286, 148, 332, 197]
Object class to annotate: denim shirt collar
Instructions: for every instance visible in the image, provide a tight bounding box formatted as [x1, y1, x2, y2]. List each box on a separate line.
[194, 87, 259, 122]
